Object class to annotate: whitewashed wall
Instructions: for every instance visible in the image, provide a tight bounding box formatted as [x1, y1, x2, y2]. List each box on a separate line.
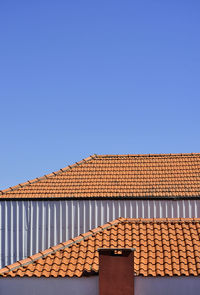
[0, 276, 200, 295]
[135, 276, 200, 295]
[0, 277, 98, 295]
[0, 199, 200, 268]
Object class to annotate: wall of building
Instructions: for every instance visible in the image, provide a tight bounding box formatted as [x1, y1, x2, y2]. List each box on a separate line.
[0, 276, 98, 295]
[0, 276, 200, 295]
[134, 276, 200, 295]
[0, 199, 199, 268]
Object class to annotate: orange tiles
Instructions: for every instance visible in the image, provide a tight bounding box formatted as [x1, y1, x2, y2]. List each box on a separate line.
[1, 217, 200, 278]
[0, 153, 200, 198]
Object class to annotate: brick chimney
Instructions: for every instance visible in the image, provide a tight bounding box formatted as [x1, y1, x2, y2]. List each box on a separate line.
[98, 248, 135, 295]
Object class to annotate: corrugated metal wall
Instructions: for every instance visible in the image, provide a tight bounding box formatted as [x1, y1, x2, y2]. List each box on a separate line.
[0, 199, 200, 268]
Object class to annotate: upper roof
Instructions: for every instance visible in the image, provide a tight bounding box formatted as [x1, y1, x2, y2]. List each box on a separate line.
[1, 153, 200, 199]
[1, 217, 200, 278]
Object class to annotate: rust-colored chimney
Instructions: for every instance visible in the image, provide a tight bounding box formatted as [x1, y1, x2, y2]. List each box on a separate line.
[98, 248, 135, 295]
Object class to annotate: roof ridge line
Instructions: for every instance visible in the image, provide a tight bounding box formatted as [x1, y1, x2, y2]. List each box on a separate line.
[124, 217, 200, 223]
[98, 153, 200, 158]
[0, 216, 123, 276]
[0, 154, 98, 196]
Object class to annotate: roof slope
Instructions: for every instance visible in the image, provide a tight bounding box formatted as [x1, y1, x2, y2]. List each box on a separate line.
[1, 153, 200, 199]
[1, 217, 200, 278]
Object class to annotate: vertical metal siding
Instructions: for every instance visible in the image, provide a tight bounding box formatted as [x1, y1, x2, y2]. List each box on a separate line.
[0, 199, 200, 268]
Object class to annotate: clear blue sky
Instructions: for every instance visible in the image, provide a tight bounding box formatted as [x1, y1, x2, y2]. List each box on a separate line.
[0, 1, 200, 189]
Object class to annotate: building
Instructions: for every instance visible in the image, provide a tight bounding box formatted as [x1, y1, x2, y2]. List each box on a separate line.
[0, 217, 200, 295]
[0, 153, 200, 268]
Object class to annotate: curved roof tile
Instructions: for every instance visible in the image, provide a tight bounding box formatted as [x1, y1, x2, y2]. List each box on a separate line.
[1, 217, 200, 277]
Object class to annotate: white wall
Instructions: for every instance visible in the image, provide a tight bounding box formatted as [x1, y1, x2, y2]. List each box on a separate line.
[135, 276, 200, 295]
[1, 276, 200, 295]
[0, 276, 98, 295]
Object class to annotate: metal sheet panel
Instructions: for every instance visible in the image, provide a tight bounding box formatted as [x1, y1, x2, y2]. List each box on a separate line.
[0, 199, 200, 268]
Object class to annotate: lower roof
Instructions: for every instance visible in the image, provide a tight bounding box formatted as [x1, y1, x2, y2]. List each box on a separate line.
[0, 217, 200, 278]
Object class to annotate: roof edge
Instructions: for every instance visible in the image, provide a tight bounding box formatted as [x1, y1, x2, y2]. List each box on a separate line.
[0, 217, 124, 276]
[98, 153, 200, 158]
[1, 196, 200, 201]
[0, 154, 98, 197]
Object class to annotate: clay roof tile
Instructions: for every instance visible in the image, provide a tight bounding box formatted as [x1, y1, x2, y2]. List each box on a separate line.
[1, 153, 200, 199]
[1, 218, 200, 278]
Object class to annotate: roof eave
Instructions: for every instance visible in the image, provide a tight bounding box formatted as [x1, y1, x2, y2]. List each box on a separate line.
[0, 195, 200, 201]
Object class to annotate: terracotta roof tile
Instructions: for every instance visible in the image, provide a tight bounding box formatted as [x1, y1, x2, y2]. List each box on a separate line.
[1, 218, 200, 278]
[1, 153, 200, 199]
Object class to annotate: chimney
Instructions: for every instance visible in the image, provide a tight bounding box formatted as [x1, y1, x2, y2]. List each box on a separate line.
[98, 248, 135, 295]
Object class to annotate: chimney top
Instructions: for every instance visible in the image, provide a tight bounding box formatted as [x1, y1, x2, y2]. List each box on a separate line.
[98, 248, 135, 252]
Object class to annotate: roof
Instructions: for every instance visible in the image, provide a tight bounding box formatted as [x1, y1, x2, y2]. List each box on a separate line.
[1, 153, 200, 199]
[1, 217, 200, 278]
